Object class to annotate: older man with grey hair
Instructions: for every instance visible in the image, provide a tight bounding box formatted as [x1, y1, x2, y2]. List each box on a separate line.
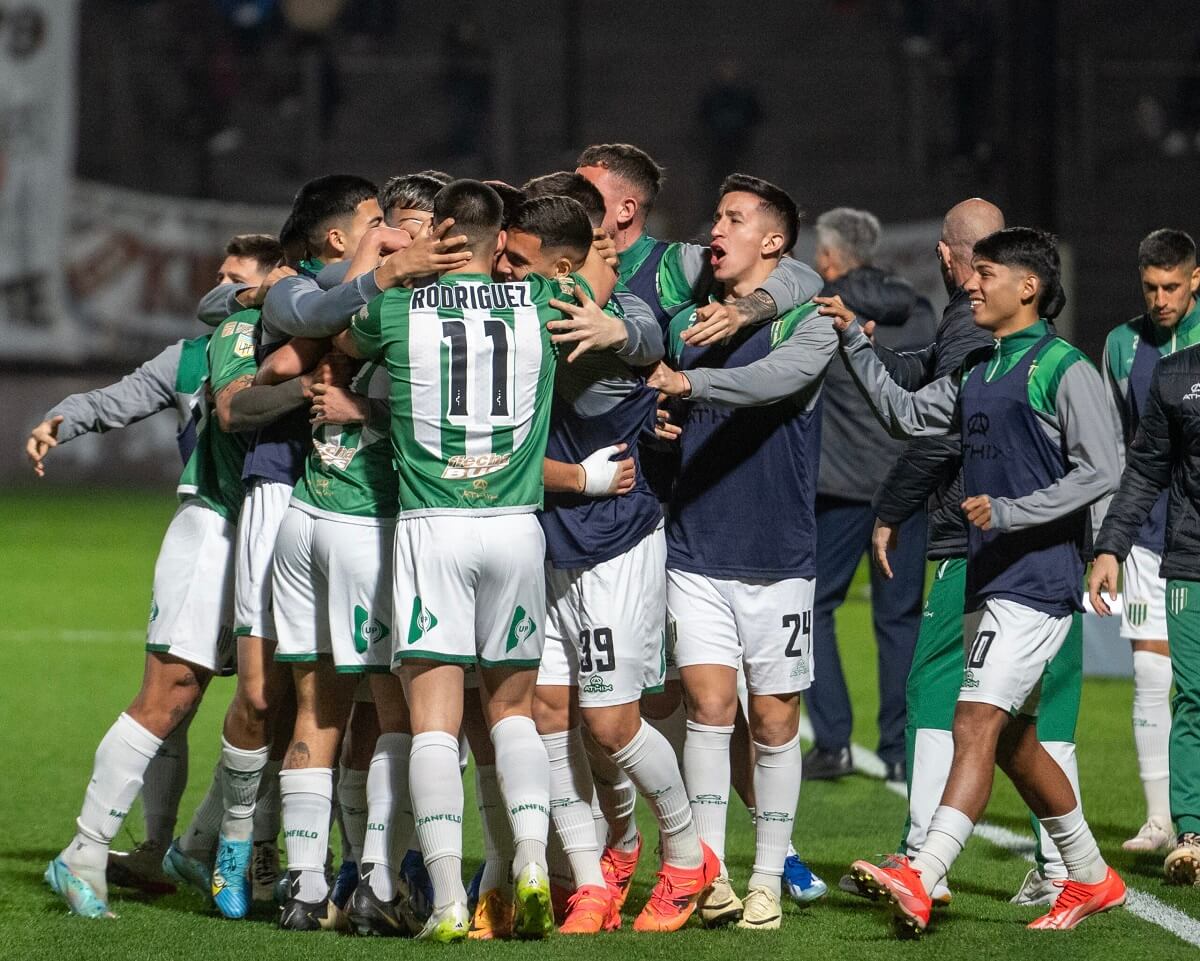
[802, 208, 937, 784]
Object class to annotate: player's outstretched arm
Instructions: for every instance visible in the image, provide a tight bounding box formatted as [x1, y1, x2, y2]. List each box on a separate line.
[610, 289, 665, 367]
[986, 361, 1121, 533]
[822, 295, 959, 438]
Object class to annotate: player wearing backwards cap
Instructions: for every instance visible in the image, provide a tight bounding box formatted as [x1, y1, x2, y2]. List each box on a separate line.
[1098, 229, 1200, 854]
[336, 179, 617, 941]
[829, 227, 1124, 936]
[648, 174, 834, 930]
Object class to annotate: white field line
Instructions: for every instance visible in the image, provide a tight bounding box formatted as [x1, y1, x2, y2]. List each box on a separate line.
[803, 715, 1200, 947]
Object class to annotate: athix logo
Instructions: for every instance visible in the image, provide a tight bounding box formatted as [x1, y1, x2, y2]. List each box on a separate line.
[967, 411, 990, 436]
[691, 793, 727, 805]
[1184, 383, 1200, 401]
[758, 810, 792, 823]
[581, 674, 615, 695]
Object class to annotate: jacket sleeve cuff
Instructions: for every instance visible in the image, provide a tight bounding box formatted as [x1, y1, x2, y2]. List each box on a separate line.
[683, 368, 711, 401]
[354, 271, 382, 302]
[990, 498, 1012, 532]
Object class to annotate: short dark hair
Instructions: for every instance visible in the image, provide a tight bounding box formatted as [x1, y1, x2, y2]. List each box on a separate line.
[416, 169, 455, 185]
[379, 174, 442, 218]
[510, 196, 594, 262]
[973, 226, 1066, 319]
[433, 179, 503, 248]
[224, 233, 283, 272]
[1138, 229, 1197, 272]
[277, 213, 306, 267]
[290, 174, 378, 253]
[575, 143, 664, 208]
[484, 181, 527, 230]
[523, 171, 606, 229]
[719, 173, 800, 253]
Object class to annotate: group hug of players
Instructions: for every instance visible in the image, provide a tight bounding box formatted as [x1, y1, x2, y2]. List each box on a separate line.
[26, 142, 1200, 940]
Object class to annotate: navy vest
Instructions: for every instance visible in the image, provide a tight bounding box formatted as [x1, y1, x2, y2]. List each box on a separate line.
[540, 385, 662, 569]
[1127, 327, 1168, 552]
[666, 325, 821, 580]
[960, 334, 1084, 616]
[624, 240, 671, 338]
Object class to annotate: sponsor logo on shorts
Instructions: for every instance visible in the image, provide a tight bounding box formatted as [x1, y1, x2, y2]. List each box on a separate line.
[1126, 602, 1147, 628]
[961, 669, 980, 689]
[354, 605, 391, 654]
[441, 452, 511, 479]
[408, 596, 438, 645]
[1170, 585, 1190, 616]
[789, 660, 810, 680]
[506, 606, 536, 652]
[581, 673, 615, 695]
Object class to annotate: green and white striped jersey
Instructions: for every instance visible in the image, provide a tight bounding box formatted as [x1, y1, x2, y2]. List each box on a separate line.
[350, 272, 564, 516]
[291, 361, 399, 522]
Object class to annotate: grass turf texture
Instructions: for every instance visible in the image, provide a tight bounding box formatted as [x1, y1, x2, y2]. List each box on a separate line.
[1, 489, 1197, 959]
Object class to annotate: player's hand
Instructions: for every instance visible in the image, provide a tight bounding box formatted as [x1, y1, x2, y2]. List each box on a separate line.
[25, 415, 63, 477]
[655, 405, 682, 443]
[814, 294, 860, 334]
[377, 218, 471, 288]
[872, 518, 899, 579]
[592, 228, 619, 270]
[681, 299, 746, 347]
[310, 383, 368, 427]
[547, 287, 627, 362]
[579, 443, 635, 497]
[1088, 553, 1121, 617]
[961, 495, 992, 530]
[239, 265, 297, 308]
[301, 352, 353, 396]
[646, 361, 692, 399]
[362, 225, 414, 256]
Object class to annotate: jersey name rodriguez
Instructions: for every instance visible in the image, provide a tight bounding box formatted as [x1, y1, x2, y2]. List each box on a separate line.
[410, 282, 534, 312]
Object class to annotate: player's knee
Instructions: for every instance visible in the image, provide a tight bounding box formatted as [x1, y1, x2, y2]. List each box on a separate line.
[532, 686, 571, 734]
[585, 709, 641, 754]
[951, 701, 1007, 751]
[687, 691, 737, 728]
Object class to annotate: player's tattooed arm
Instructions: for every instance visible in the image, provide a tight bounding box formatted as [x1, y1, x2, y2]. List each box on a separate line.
[681, 290, 777, 348]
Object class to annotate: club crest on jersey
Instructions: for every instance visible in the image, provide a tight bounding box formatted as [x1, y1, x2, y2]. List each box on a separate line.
[1170, 585, 1190, 616]
[1126, 602, 1147, 628]
[442, 452, 510, 479]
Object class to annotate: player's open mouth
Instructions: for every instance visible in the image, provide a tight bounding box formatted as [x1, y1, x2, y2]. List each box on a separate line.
[710, 243, 726, 268]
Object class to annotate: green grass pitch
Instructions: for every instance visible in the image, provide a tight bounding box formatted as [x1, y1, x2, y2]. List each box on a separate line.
[1, 489, 1198, 959]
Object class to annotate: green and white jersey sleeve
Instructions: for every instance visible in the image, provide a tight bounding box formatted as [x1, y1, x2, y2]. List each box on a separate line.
[351, 272, 561, 516]
[179, 309, 258, 522]
[292, 361, 400, 523]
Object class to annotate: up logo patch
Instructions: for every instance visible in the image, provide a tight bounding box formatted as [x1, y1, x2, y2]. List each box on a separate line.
[506, 606, 537, 652]
[354, 605, 390, 654]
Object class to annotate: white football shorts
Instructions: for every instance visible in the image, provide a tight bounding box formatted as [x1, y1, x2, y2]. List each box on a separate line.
[1121, 544, 1168, 641]
[233, 479, 293, 641]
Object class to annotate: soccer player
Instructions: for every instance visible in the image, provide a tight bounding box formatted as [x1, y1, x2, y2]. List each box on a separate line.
[206, 175, 388, 919]
[335, 179, 615, 942]
[1099, 229, 1200, 853]
[647, 175, 834, 930]
[502, 191, 716, 935]
[830, 227, 1125, 935]
[862, 200, 1087, 906]
[27, 236, 281, 897]
[197, 233, 300, 327]
[44, 304, 259, 919]
[1091, 323, 1200, 884]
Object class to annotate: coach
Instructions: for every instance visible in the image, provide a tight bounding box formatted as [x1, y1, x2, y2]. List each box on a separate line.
[803, 208, 936, 783]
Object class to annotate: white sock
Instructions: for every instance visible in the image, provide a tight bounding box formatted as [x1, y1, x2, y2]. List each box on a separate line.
[476, 764, 514, 895]
[362, 733, 412, 901]
[280, 767, 333, 902]
[492, 715, 550, 877]
[1037, 741, 1081, 878]
[911, 805, 974, 896]
[337, 765, 368, 865]
[747, 734, 802, 896]
[547, 828, 572, 891]
[646, 700, 688, 766]
[683, 720, 733, 866]
[584, 735, 638, 851]
[66, 713, 162, 876]
[219, 738, 269, 842]
[542, 728, 605, 888]
[1132, 650, 1173, 820]
[904, 728, 955, 856]
[181, 762, 223, 860]
[1040, 805, 1107, 884]
[589, 789, 608, 850]
[142, 719, 189, 849]
[252, 759, 282, 845]
[613, 720, 701, 868]
[410, 731, 466, 908]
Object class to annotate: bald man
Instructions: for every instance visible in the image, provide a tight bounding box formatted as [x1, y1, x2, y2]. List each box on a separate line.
[842, 200, 1088, 909]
